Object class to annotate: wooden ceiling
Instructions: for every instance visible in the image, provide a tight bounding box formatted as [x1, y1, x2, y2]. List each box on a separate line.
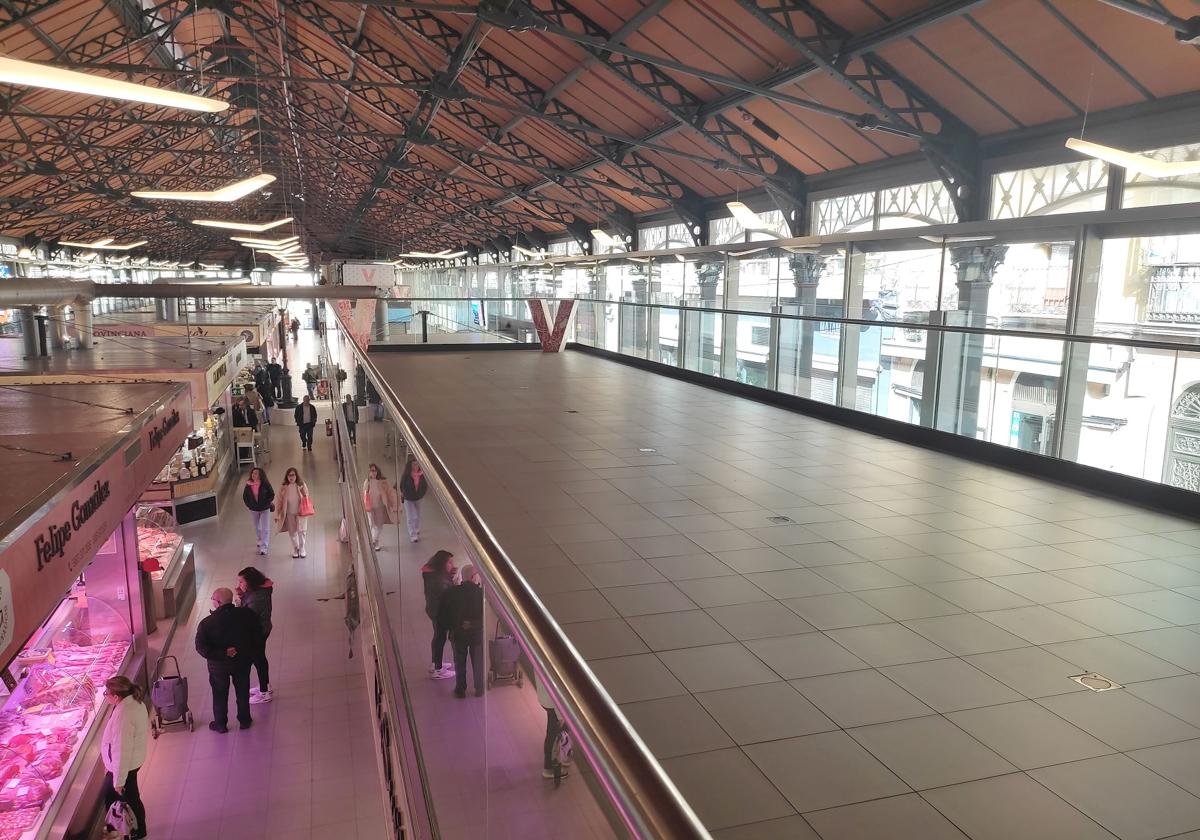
[1, 0, 1198, 262]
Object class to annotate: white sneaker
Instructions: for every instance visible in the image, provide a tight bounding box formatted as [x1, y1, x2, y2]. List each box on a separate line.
[300, 549, 307, 558]
[429, 667, 454, 680]
[410, 536, 419, 543]
[250, 687, 260, 695]
[250, 690, 273, 704]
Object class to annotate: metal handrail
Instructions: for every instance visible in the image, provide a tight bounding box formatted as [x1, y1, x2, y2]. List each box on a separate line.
[322, 338, 442, 840]
[399, 296, 1200, 353]
[328, 320, 710, 839]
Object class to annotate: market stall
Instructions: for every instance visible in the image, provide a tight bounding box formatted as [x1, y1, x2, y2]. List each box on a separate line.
[0, 382, 192, 840]
[0, 336, 247, 524]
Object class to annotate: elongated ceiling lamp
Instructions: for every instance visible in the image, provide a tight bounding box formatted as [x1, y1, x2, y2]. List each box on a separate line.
[591, 229, 623, 249]
[193, 216, 293, 232]
[232, 234, 299, 247]
[512, 245, 542, 259]
[396, 249, 467, 259]
[1064, 138, 1200, 178]
[0, 55, 228, 112]
[58, 236, 148, 250]
[726, 200, 785, 234]
[132, 173, 274, 202]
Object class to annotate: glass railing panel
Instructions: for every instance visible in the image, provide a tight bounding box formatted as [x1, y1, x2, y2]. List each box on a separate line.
[728, 312, 771, 387]
[683, 307, 722, 376]
[324, 318, 677, 840]
[651, 305, 681, 366]
[776, 315, 839, 405]
[618, 301, 650, 359]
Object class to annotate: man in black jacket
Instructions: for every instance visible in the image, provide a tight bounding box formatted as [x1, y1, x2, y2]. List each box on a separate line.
[267, 360, 283, 401]
[438, 565, 485, 698]
[294, 395, 317, 451]
[195, 588, 263, 732]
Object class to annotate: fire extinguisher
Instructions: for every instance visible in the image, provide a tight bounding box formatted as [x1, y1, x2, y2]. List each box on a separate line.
[325, 419, 334, 437]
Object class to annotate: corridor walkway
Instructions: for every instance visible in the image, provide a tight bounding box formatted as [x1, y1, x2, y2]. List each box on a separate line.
[370, 347, 1200, 840]
[135, 327, 386, 840]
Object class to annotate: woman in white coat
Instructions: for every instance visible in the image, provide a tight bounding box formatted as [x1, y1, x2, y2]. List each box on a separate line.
[362, 462, 399, 551]
[275, 466, 314, 558]
[101, 675, 149, 839]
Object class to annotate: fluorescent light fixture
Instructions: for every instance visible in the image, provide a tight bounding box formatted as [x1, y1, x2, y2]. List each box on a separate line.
[132, 173, 275, 202]
[627, 256, 652, 264]
[193, 216, 293, 232]
[0, 55, 229, 113]
[199, 263, 225, 270]
[107, 255, 130, 264]
[591, 229, 623, 249]
[396, 249, 467, 259]
[512, 245, 542, 259]
[726, 200, 783, 234]
[16, 247, 32, 259]
[1065, 137, 1200, 178]
[232, 234, 300, 247]
[59, 237, 145, 250]
[919, 234, 996, 244]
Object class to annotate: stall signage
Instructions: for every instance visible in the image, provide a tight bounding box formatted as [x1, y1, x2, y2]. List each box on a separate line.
[148, 409, 181, 450]
[0, 571, 13, 654]
[0, 387, 193, 668]
[33, 480, 111, 572]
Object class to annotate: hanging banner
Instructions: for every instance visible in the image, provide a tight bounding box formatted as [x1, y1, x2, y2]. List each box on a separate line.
[526, 299, 577, 353]
[333, 299, 377, 351]
[0, 387, 193, 668]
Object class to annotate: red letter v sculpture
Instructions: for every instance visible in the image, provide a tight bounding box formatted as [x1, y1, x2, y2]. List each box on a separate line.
[526, 299, 577, 353]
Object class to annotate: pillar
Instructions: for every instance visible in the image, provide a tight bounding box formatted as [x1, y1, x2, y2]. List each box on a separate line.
[18, 307, 37, 359]
[1056, 229, 1102, 460]
[838, 249, 866, 409]
[623, 269, 649, 356]
[780, 253, 825, 398]
[694, 260, 722, 375]
[76, 301, 94, 351]
[721, 257, 741, 380]
[156, 297, 179, 321]
[928, 244, 1008, 436]
[374, 299, 390, 341]
[51, 305, 71, 350]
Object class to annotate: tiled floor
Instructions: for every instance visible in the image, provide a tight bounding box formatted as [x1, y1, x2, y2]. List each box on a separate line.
[136, 331, 386, 840]
[369, 347, 1200, 840]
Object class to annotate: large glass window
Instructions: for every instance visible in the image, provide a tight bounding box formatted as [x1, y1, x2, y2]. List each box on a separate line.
[990, 160, 1108, 219]
[813, 181, 956, 235]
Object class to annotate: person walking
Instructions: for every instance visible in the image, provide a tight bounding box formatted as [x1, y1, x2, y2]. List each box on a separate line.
[294, 395, 317, 452]
[536, 676, 569, 781]
[275, 467, 313, 558]
[241, 467, 275, 556]
[290, 317, 300, 341]
[195, 588, 262, 733]
[342, 394, 360, 445]
[101, 676, 149, 839]
[421, 551, 456, 680]
[362, 463, 398, 551]
[399, 456, 428, 543]
[301, 365, 317, 398]
[438, 564, 484, 698]
[366, 381, 383, 421]
[267, 358, 283, 401]
[253, 363, 272, 406]
[237, 567, 274, 704]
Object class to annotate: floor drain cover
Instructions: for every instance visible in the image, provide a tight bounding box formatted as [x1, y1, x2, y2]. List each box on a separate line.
[565, 409, 578, 413]
[638, 447, 657, 453]
[767, 515, 795, 524]
[1070, 673, 1122, 692]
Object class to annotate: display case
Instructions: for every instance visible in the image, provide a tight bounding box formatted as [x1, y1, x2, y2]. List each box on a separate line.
[0, 590, 133, 840]
[134, 507, 195, 622]
[141, 415, 232, 524]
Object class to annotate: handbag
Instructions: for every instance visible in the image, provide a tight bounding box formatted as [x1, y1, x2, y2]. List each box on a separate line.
[298, 494, 315, 517]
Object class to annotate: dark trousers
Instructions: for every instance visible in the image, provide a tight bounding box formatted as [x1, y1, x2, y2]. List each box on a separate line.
[253, 631, 271, 692]
[430, 619, 448, 670]
[209, 663, 252, 727]
[104, 766, 146, 837]
[298, 423, 314, 449]
[346, 422, 357, 444]
[543, 708, 561, 770]
[271, 378, 282, 400]
[452, 636, 484, 694]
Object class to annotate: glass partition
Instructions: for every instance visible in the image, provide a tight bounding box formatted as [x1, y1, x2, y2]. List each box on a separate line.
[324, 318, 702, 840]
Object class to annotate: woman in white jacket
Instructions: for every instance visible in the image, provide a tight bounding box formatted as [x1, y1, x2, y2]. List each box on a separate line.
[101, 676, 149, 839]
